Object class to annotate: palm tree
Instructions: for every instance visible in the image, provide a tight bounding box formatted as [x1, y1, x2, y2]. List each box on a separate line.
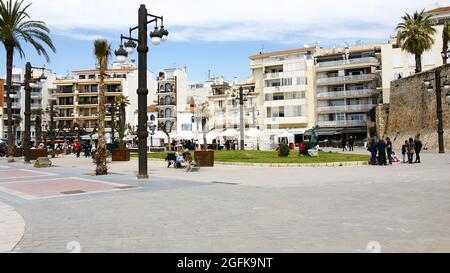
[115, 94, 130, 148]
[396, 10, 436, 73]
[93, 39, 111, 175]
[12, 115, 21, 146]
[197, 102, 210, 150]
[0, 0, 56, 162]
[443, 21, 450, 65]
[31, 108, 43, 147]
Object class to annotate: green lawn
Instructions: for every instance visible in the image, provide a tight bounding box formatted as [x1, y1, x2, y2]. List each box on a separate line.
[134, 150, 368, 164]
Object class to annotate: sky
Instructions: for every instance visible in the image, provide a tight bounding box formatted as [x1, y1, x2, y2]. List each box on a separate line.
[0, 0, 449, 83]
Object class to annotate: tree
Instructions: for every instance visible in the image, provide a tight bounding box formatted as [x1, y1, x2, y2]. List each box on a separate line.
[197, 102, 210, 150]
[12, 115, 21, 145]
[396, 10, 436, 73]
[115, 94, 130, 148]
[0, 0, 56, 162]
[158, 121, 173, 151]
[93, 39, 111, 175]
[443, 21, 450, 65]
[31, 108, 43, 147]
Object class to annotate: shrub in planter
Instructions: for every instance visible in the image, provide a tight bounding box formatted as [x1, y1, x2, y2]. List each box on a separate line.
[278, 143, 290, 157]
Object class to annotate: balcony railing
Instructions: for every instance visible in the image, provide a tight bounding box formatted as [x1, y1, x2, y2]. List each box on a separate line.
[318, 120, 368, 127]
[317, 104, 376, 113]
[30, 92, 42, 98]
[31, 104, 42, 109]
[317, 89, 377, 99]
[317, 57, 379, 68]
[317, 74, 376, 85]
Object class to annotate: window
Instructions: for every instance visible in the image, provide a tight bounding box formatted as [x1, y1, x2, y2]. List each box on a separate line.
[336, 113, 346, 121]
[150, 115, 155, 121]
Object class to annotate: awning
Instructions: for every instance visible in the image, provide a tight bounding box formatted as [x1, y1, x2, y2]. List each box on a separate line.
[342, 127, 368, 134]
[304, 128, 344, 136]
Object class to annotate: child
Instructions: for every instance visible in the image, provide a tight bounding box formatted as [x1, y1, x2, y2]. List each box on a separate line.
[401, 140, 408, 163]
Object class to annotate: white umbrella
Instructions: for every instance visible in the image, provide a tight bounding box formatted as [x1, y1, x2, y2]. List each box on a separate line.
[151, 131, 168, 140]
[177, 131, 196, 140]
[276, 132, 295, 138]
[245, 128, 261, 138]
[220, 129, 240, 138]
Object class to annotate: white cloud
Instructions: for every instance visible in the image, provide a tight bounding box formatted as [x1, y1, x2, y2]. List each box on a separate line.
[29, 0, 450, 43]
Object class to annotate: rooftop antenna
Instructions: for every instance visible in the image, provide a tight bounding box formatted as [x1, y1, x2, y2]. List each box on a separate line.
[208, 69, 211, 80]
[260, 44, 265, 54]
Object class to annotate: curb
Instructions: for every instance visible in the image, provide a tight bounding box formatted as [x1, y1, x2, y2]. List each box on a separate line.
[0, 202, 25, 253]
[147, 158, 368, 168]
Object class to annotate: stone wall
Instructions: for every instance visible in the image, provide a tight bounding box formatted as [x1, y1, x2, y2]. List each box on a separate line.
[384, 64, 450, 151]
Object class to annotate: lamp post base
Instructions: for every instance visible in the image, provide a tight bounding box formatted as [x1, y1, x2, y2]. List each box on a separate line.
[137, 174, 149, 180]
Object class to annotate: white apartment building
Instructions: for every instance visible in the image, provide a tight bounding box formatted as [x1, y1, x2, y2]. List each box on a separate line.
[381, 6, 450, 104]
[52, 62, 154, 135]
[156, 68, 190, 134]
[315, 45, 381, 140]
[2, 67, 56, 144]
[249, 47, 318, 144]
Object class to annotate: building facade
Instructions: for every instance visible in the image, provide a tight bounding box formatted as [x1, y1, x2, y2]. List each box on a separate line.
[249, 47, 318, 144]
[2, 68, 56, 144]
[314, 45, 381, 140]
[156, 68, 189, 134]
[52, 63, 154, 135]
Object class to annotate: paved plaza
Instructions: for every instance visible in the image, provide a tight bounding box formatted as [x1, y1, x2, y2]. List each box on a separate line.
[0, 151, 450, 253]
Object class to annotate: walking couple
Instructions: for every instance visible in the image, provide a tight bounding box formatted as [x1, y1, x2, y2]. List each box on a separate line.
[401, 136, 423, 164]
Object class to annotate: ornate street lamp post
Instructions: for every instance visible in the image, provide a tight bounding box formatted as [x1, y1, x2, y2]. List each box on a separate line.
[232, 86, 248, 151]
[424, 66, 450, 154]
[23, 62, 47, 163]
[116, 4, 168, 179]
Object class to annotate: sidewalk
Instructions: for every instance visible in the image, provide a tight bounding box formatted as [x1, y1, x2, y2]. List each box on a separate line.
[0, 202, 25, 252]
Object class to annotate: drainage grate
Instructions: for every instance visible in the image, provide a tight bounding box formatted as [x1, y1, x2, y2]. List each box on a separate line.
[211, 181, 240, 186]
[61, 190, 86, 195]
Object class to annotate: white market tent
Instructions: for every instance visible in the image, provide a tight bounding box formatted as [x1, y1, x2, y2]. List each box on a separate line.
[220, 129, 240, 138]
[176, 131, 196, 140]
[245, 128, 261, 138]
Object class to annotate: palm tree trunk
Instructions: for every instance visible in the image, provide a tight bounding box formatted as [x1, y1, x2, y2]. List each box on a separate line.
[415, 53, 422, 73]
[96, 62, 108, 175]
[6, 45, 15, 162]
[35, 116, 42, 147]
[202, 119, 207, 150]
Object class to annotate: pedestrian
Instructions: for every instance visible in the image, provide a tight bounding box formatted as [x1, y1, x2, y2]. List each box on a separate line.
[369, 137, 378, 165]
[401, 140, 408, 163]
[377, 137, 387, 166]
[414, 136, 423, 164]
[407, 138, 416, 164]
[342, 137, 347, 152]
[349, 137, 354, 152]
[75, 142, 81, 158]
[386, 137, 393, 165]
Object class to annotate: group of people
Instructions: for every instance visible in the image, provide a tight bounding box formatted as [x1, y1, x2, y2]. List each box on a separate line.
[341, 137, 355, 152]
[368, 136, 423, 166]
[401, 137, 423, 164]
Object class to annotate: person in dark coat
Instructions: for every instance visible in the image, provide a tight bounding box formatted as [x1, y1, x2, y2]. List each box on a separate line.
[349, 136, 355, 152]
[407, 138, 416, 164]
[414, 137, 423, 163]
[386, 137, 393, 165]
[377, 137, 387, 166]
[401, 140, 408, 163]
[369, 137, 378, 165]
[341, 137, 347, 152]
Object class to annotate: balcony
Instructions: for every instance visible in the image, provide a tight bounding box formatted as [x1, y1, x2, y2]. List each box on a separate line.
[264, 99, 307, 108]
[264, 70, 306, 80]
[317, 89, 378, 99]
[264, 85, 306, 94]
[316, 74, 376, 85]
[31, 104, 42, 109]
[317, 57, 378, 69]
[9, 93, 20, 99]
[265, 116, 308, 125]
[30, 92, 42, 98]
[317, 104, 376, 113]
[318, 120, 368, 127]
